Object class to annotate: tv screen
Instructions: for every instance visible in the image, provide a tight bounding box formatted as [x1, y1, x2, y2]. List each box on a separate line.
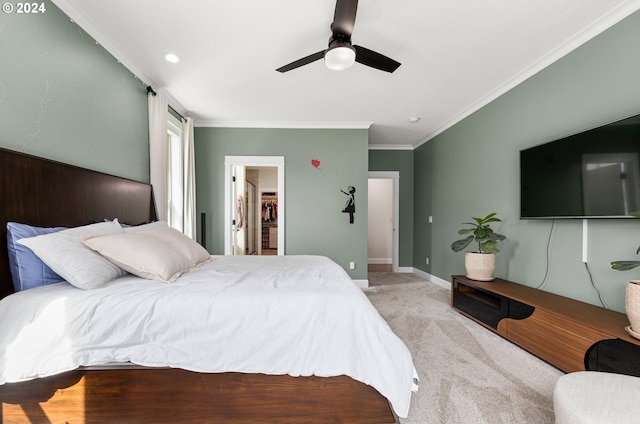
[520, 113, 640, 219]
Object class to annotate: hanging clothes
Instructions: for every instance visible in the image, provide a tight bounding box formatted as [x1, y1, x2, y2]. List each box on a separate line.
[262, 200, 268, 222]
[262, 198, 278, 222]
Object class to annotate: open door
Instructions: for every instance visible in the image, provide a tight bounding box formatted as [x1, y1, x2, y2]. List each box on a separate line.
[230, 165, 246, 255]
[246, 181, 257, 255]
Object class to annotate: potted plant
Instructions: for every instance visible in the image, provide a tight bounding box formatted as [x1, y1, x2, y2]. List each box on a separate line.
[611, 211, 640, 338]
[451, 212, 506, 281]
[611, 211, 640, 272]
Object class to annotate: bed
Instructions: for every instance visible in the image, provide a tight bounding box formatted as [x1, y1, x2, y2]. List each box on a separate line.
[0, 148, 417, 423]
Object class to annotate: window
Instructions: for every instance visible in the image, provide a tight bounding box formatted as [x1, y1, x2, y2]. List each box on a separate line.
[167, 114, 183, 232]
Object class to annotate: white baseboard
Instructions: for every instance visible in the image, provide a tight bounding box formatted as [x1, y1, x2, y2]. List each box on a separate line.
[353, 279, 369, 289]
[412, 268, 450, 290]
[368, 258, 392, 264]
[395, 266, 414, 273]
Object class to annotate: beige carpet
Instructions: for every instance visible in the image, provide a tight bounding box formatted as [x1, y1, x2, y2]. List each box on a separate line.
[368, 272, 427, 287]
[364, 278, 563, 424]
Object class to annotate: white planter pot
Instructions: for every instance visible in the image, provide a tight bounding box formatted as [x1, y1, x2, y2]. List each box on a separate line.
[464, 252, 496, 281]
[625, 280, 640, 339]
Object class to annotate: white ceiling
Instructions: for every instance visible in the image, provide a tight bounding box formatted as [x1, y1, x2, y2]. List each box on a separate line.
[52, 0, 640, 149]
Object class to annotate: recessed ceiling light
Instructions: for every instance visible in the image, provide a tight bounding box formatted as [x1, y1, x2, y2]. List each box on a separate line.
[409, 117, 421, 123]
[164, 53, 180, 63]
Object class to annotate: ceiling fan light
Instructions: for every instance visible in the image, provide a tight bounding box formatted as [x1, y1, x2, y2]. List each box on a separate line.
[324, 43, 356, 71]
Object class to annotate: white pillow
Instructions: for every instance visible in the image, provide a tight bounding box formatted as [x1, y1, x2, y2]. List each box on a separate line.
[82, 232, 194, 283]
[131, 226, 211, 268]
[17, 220, 126, 290]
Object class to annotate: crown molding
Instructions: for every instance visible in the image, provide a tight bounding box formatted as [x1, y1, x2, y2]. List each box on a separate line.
[51, 0, 153, 87]
[50, 0, 188, 117]
[368, 144, 415, 151]
[196, 121, 373, 130]
[414, 0, 640, 149]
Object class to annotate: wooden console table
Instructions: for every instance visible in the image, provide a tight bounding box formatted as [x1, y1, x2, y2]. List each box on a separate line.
[451, 275, 640, 376]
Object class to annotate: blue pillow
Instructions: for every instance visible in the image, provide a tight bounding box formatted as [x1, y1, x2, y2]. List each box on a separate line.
[7, 222, 66, 291]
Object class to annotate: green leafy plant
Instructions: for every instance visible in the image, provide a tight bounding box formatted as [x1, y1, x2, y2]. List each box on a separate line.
[451, 212, 506, 254]
[611, 211, 640, 271]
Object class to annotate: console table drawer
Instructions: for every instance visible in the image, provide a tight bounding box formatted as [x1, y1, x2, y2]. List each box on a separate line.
[586, 338, 640, 376]
[498, 309, 610, 372]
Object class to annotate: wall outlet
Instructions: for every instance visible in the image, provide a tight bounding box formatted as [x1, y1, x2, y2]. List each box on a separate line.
[425, 257, 429, 265]
[428, 216, 433, 223]
[349, 262, 355, 270]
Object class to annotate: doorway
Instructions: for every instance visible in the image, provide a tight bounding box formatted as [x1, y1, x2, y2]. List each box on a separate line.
[368, 171, 399, 272]
[224, 156, 285, 255]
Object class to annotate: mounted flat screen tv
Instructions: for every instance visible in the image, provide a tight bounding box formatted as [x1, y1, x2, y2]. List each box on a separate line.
[520, 113, 640, 219]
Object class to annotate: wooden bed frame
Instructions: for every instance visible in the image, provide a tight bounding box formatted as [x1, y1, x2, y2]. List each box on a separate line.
[0, 148, 397, 423]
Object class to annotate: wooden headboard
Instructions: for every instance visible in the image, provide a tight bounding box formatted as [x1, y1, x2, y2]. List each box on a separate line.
[0, 148, 157, 298]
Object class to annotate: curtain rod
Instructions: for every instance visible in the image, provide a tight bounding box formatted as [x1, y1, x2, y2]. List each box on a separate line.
[169, 105, 185, 122]
[147, 86, 185, 121]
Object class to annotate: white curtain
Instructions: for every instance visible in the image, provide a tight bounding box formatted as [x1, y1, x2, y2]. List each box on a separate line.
[181, 117, 196, 239]
[148, 89, 169, 222]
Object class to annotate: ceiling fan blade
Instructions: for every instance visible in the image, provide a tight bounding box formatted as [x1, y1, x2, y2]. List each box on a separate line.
[276, 50, 325, 73]
[332, 0, 358, 37]
[354, 45, 401, 73]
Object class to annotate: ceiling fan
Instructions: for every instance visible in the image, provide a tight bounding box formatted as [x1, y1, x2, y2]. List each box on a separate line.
[276, 0, 401, 73]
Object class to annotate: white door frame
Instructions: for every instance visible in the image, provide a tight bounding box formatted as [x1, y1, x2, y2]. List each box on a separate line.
[368, 171, 400, 272]
[225, 156, 285, 255]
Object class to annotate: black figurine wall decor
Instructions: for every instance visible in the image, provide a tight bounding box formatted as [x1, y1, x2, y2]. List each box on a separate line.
[340, 186, 356, 224]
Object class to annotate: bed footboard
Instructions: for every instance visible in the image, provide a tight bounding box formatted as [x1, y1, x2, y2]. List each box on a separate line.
[0, 369, 397, 423]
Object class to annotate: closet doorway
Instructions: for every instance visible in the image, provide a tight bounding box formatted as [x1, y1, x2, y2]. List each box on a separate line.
[224, 156, 284, 256]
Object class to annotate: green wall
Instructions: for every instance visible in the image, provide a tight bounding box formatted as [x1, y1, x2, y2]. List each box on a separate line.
[194, 127, 369, 280]
[414, 10, 640, 312]
[368, 149, 414, 268]
[0, 0, 149, 182]
[413, 142, 435, 276]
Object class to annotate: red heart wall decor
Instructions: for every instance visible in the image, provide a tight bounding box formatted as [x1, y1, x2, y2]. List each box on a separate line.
[311, 159, 320, 168]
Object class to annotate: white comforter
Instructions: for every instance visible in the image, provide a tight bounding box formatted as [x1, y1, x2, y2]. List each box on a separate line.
[0, 255, 417, 417]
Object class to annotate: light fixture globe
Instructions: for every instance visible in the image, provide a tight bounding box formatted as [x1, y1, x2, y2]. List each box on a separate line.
[324, 41, 356, 71]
